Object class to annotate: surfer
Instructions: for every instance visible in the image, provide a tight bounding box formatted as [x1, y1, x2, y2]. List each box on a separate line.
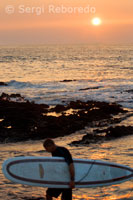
[43, 138, 75, 200]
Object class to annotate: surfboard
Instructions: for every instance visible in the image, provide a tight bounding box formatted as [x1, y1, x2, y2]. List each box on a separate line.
[2, 156, 133, 188]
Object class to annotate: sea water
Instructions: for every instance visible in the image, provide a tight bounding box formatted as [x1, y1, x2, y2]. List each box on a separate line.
[0, 133, 133, 200]
[0, 44, 133, 199]
[0, 44, 132, 108]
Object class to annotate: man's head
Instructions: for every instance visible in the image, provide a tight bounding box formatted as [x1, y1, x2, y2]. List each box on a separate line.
[43, 138, 56, 152]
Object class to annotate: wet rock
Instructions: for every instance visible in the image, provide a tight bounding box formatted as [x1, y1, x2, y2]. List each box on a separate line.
[106, 126, 133, 138]
[49, 104, 67, 113]
[71, 126, 133, 146]
[60, 79, 77, 82]
[125, 89, 133, 93]
[93, 125, 133, 138]
[0, 93, 128, 143]
[0, 92, 25, 101]
[10, 93, 22, 98]
[0, 82, 7, 86]
[71, 133, 104, 145]
[67, 100, 91, 110]
[79, 86, 102, 91]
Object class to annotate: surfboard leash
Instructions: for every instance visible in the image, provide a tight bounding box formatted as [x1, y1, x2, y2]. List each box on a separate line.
[76, 160, 96, 183]
[75, 160, 133, 198]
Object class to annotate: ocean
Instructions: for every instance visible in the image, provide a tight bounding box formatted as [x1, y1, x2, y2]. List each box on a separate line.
[0, 44, 133, 199]
[0, 44, 133, 107]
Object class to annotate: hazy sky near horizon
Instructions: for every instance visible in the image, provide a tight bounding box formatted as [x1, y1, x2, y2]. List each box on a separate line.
[0, 0, 133, 44]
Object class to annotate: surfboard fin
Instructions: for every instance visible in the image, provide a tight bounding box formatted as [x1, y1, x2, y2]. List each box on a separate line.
[39, 164, 44, 179]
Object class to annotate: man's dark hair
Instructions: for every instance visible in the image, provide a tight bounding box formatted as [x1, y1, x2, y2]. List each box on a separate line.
[43, 138, 55, 148]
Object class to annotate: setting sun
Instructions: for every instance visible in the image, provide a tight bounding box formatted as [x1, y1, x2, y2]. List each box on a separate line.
[92, 17, 102, 26]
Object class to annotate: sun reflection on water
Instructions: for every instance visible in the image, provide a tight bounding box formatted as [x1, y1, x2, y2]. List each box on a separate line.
[56, 192, 133, 200]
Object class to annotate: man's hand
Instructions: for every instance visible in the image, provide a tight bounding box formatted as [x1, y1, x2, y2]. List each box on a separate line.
[69, 180, 75, 189]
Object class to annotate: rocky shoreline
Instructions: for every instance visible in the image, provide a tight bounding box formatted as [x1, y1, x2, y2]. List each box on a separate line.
[71, 125, 133, 146]
[0, 93, 132, 144]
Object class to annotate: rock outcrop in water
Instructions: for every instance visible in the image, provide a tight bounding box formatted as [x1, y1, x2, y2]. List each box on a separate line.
[0, 82, 7, 86]
[0, 93, 131, 143]
[71, 126, 133, 145]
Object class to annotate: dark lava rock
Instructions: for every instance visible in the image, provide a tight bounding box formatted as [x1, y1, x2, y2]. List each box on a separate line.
[79, 86, 102, 91]
[0, 92, 25, 101]
[94, 125, 133, 138]
[0, 93, 128, 143]
[71, 126, 133, 146]
[125, 89, 133, 93]
[106, 126, 133, 138]
[49, 104, 67, 113]
[0, 82, 7, 86]
[60, 79, 77, 82]
[71, 133, 104, 145]
[10, 93, 22, 98]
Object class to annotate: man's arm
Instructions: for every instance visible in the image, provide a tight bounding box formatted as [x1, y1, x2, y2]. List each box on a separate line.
[69, 163, 75, 188]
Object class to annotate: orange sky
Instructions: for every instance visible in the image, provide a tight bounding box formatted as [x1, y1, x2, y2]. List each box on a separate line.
[0, 0, 133, 44]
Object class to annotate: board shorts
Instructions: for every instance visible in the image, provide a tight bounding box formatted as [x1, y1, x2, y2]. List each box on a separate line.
[46, 188, 72, 200]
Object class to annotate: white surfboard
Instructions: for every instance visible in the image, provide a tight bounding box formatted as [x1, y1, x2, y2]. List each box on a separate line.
[2, 156, 133, 188]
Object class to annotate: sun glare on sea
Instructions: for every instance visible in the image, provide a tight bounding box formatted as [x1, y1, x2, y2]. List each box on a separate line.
[92, 17, 102, 26]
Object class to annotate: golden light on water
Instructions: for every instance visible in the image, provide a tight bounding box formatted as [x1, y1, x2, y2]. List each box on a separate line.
[56, 192, 132, 200]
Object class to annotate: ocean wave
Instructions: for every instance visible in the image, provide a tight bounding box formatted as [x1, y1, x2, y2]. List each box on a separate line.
[6, 80, 61, 90]
[7, 80, 56, 89]
[7, 80, 34, 88]
[7, 80, 52, 90]
[7, 79, 96, 89]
